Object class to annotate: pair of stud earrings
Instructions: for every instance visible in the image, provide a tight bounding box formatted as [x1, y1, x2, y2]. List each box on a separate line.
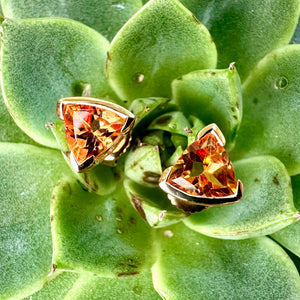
[55, 97, 243, 212]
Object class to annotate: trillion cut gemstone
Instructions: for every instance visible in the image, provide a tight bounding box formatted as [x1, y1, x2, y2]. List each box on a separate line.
[62, 104, 127, 164]
[167, 131, 238, 198]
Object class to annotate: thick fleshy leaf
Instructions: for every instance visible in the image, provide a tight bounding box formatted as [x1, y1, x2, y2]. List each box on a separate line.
[152, 223, 300, 299]
[1, 18, 117, 148]
[291, 18, 300, 44]
[107, 0, 217, 101]
[184, 156, 298, 239]
[1, 0, 143, 41]
[51, 177, 154, 276]
[124, 179, 185, 228]
[180, 0, 300, 80]
[124, 145, 162, 186]
[232, 45, 300, 175]
[148, 112, 191, 136]
[172, 66, 242, 149]
[272, 174, 300, 257]
[0, 143, 70, 300]
[129, 97, 176, 129]
[0, 92, 37, 144]
[24, 272, 79, 300]
[187, 115, 205, 145]
[64, 272, 159, 299]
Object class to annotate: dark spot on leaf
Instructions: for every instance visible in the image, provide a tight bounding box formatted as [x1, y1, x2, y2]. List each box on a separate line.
[118, 272, 139, 277]
[77, 180, 88, 191]
[50, 215, 54, 222]
[273, 176, 279, 185]
[105, 52, 111, 73]
[253, 98, 259, 104]
[193, 15, 201, 24]
[130, 193, 147, 221]
[254, 178, 260, 183]
[155, 115, 172, 124]
[129, 217, 137, 225]
[143, 171, 160, 184]
[153, 145, 159, 151]
[233, 115, 238, 120]
[211, 72, 216, 75]
[184, 127, 193, 134]
[177, 76, 183, 80]
[145, 105, 150, 111]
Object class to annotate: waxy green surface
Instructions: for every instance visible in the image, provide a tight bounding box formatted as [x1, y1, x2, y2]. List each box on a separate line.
[0, 18, 117, 148]
[1, 0, 143, 40]
[172, 66, 242, 149]
[0, 144, 70, 299]
[152, 223, 300, 299]
[107, 0, 217, 101]
[232, 45, 300, 175]
[180, 0, 300, 81]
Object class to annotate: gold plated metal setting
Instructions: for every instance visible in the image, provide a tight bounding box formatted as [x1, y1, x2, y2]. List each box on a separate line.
[159, 123, 243, 212]
[57, 97, 135, 172]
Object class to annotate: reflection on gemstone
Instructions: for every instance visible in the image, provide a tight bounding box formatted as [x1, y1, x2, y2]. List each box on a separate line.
[62, 104, 127, 164]
[167, 131, 237, 197]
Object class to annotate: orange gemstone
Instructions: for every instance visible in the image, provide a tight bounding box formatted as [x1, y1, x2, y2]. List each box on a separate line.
[167, 131, 238, 198]
[62, 104, 127, 164]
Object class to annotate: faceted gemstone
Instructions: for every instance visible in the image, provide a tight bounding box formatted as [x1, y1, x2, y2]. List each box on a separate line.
[167, 131, 238, 198]
[62, 104, 127, 164]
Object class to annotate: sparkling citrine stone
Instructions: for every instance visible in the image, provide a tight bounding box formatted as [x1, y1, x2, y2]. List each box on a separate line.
[167, 132, 238, 197]
[62, 104, 127, 164]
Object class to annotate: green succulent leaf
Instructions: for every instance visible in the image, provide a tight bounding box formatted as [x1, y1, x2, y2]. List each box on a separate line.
[0, 143, 70, 300]
[181, 0, 300, 81]
[129, 97, 176, 129]
[172, 66, 242, 149]
[187, 115, 205, 145]
[1, 18, 117, 148]
[124, 145, 162, 186]
[184, 156, 298, 239]
[232, 45, 300, 175]
[124, 179, 186, 228]
[51, 177, 154, 276]
[0, 92, 37, 144]
[107, 0, 217, 101]
[63, 272, 160, 299]
[152, 223, 300, 299]
[1, 0, 143, 41]
[148, 112, 191, 136]
[25, 272, 80, 300]
[271, 174, 300, 258]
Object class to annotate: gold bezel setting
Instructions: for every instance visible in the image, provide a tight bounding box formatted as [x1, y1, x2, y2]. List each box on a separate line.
[57, 97, 135, 172]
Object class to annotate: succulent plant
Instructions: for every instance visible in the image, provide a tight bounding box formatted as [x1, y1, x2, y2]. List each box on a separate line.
[1, 0, 300, 299]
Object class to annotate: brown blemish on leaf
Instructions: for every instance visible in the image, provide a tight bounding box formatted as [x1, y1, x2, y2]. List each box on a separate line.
[145, 105, 150, 111]
[229, 62, 236, 70]
[211, 72, 216, 75]
[143, 171, 160, 184]
[45, 122, 55, 129]
[184, 127, 193, 134]
[106, 51, 111, 72]
[273, 176, 279, 185]
[50, 215, 54, 222]
[129, 217, 137, 225]
[118, 272, 139, 277]
[159, 210, 167, 221]
[130, 193, 147, 221]
[155, 115, 172, 124]
[254, 178, 260, 183]
[153, 145, 159, 151]
[192, 15, 201, 24]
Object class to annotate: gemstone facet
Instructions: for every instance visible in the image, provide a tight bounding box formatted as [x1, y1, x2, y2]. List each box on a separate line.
[166, 131, 238, 198]
[62, 104, 127, 165]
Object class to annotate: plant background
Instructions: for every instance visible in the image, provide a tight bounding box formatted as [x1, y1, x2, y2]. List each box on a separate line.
[0, 0, 300, 299]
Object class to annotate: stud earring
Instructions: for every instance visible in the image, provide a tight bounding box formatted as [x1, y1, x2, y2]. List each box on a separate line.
[56, 97, 135, 172]
[159, 123, 243, 212]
